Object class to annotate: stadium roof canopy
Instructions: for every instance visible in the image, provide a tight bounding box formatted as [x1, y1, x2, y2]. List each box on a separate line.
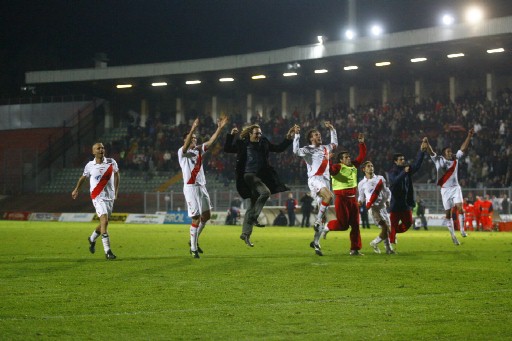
[25, 16, 512, 95]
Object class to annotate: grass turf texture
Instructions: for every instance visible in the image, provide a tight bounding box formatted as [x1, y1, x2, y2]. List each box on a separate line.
[1, 221, 511, 340]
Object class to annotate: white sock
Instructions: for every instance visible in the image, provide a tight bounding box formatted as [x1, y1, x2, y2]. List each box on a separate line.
[372, 236, 383, 244]
[384, 238, 393, 251]
[190, 225, 198, 251]
[446, 219, 456, 237]
[316, 201, 328, 223]
[101, 233, 111, 253]
[197, 221, 206, 237]
[90, 230, 100, 242]
[459, 214, 465, 233]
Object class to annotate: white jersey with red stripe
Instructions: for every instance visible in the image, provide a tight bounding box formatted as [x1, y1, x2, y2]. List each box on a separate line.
[293, 130, 337, 180]
[83, 157, 119, 200]
[178, 144, 208, 186]
[430, 150, 463, 188]
[358, 174, 390, 209]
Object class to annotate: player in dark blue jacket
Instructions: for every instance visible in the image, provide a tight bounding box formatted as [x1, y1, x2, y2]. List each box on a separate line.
[387, 139, 428, 244]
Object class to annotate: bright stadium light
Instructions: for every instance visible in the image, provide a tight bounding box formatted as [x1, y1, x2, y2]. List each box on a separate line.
[487, 48, 505, 54]
[283, 72, 298, 77]
[116, 84, 132, 89]
[219, 78, 234, 82]
[465, 6, 483, 24]
[441, 14, 455, 26]
[345, 29, 356, 40]
[251, 75, 266, 80]
[317, 35, 325, 45]
[343, 65, 358, 71]
[314, 69, 328, 74]
[370, 25, 383, 36]
[447, 53, 465, 58]
[186, 80, 201, 85]
[151, 82, 167, 87]
[411, 57, 427, 63]
[375, 61, 391, 67]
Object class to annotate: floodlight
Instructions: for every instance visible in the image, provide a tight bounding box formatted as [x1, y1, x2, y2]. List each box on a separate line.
[465, 6, 483, 24]
[186, 80, 201, 85]
[447, 53, 464, 58]
[487, 48, 504, 54]
[314, 69, 328, 74]
[370, 25, 383, 36]
[283, 72, 298, 77]
[151, 82, 167, 87]
[116, 84, 132, 89]
[219, 78, 234, 82]
[345, 29, 356, 40]
[251, 75, 266, 80]
[375, 61, 391, 67]
[343, 66, 358, 71]
[411, 58, 427, 63]
[441, 14, 455, 26]
[317, 36, 324, 45]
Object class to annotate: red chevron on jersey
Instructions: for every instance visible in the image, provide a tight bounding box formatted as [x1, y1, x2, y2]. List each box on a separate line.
[437, 159, 457, 187]
[187, 151, 202, 184]
[366, 178, 384, 209]
[90, 164, 113, 199]
[314, 147, 328, 176]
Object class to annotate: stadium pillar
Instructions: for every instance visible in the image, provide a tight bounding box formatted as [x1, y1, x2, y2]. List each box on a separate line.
[315, 89, 322, 116]
[382, 82, 389, 104]
[246, 93, 252, 122]
[104, 101, 113, 130]
[414, 80, 423, 104]
[486, 73, 495, 102]
[349, 86, 356, 109]
[449, 77, 457, 103]
[281, 91, 287, 118]
[140, 99, 148, 127]
[176, 98, 184, 125]
[211, 96, 218, 121]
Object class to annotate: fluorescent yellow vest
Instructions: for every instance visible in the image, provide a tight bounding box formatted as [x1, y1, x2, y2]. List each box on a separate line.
[331, 164, 358, 190]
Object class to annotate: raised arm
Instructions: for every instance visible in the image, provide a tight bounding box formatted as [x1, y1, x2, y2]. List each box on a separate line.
[460, 128, 475, 154]
[202, 116, 228, 149]
[324, 121, 338, 148]
[292, 125, 304, 156]
[409, 142, 427, 175]
[182, 118, 199, 152]
[224, 127, 239, 153]
[423, 137, 435, 157]
[352, 133, 367, 168]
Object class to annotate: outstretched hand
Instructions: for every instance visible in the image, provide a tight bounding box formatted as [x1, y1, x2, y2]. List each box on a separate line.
[324, 121, 334, 130]
[231, 127, 239, 135]
[357, 133, 364, 143]
[217, 116, 228, 129]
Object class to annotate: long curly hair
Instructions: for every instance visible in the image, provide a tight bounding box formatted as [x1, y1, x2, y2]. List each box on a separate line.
[240, 124, 260, 140]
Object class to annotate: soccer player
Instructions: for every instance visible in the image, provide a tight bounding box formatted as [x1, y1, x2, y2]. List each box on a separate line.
[358, 161, 394, 254]
[292, 122, 337, 256]
[72, 142, 120, 260]
[178, 116, 228, 258]
[224, 123, 297, 247]
[387, 141, 427, 245]
[325, 133, 367, 256]
[424, 128, 475, 245]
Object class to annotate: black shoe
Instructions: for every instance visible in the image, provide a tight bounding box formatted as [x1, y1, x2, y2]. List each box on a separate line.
[87, 237, 96, 254]
[105, 250, 116, 260]
[190, 249, 200, 258]
[309, 241, 323, 256]
[188, 241, 203, 254]
[249, 219, 265, 228]
[240, 234, 254, 247]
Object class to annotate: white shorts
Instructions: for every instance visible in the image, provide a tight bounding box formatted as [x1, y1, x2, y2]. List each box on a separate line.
[370, 205, 390, 226]
[440, 185, 463, 210]
[183, 185, 212, 217]
[92, 198, 114, 217]
[307, 176, 330, 200]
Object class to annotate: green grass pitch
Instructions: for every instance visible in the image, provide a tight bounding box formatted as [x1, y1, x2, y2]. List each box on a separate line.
[1, 221, 511, 340]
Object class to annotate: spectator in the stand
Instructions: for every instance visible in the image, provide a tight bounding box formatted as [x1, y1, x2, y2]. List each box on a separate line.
[501, 194, 510, 214]
[285, 193, 297, 226]
[273, 209, 288, 226]
[300, 192, 314, 227]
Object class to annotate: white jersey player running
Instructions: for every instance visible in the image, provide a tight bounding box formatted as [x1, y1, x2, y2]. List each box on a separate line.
[293, 121, 337, 256]
[424, 129, 475, 245]
[358, 161, 394, 254]
[178, 116, 228, 258]
[72, 142, 120, 260]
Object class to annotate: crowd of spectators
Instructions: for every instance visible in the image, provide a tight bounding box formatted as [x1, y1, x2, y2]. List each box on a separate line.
[106, 89, 512, 189]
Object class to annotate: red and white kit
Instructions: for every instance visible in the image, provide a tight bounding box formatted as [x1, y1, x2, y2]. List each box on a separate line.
[358, 174, 391, 225]
[431, 150, 464, 210]
[83, 157, 119, 216]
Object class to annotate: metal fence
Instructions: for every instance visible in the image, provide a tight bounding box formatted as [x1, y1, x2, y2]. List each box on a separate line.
[144, 186, 511, 215]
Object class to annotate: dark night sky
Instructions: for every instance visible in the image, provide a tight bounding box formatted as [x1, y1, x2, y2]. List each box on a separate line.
[2, 0, 512, 95]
